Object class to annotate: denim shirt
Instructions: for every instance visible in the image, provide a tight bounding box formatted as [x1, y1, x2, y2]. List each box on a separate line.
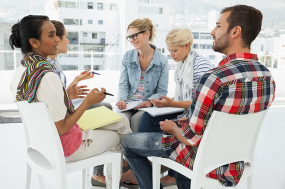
[118, 44, 169, 101]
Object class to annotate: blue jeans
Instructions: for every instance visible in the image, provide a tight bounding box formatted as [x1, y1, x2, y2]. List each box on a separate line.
[138, 112, 182, 178]
[121, 133, 191, 189]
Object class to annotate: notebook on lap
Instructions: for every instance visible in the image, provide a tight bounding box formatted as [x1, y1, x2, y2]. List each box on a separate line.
[77, 106, 122, 131]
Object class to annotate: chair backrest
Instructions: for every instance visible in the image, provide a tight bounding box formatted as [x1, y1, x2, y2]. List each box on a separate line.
[193, 110, 268, 178]
[17, 101, 66, 173]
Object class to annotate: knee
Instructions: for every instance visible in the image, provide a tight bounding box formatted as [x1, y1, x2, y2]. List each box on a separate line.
[110, 132, 120, 146]
[121, 134, 130, 153]
[121, 133, 137, 152]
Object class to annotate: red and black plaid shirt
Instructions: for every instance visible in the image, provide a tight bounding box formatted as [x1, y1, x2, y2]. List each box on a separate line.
[162, 53, 276, 186]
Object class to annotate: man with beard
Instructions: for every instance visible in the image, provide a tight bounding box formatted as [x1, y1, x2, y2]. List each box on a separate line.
[121, 5, 276, 189]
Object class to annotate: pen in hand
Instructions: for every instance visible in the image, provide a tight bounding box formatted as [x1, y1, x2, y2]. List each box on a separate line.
[103, 92, 114, 96]
[85, 70, 101, 75]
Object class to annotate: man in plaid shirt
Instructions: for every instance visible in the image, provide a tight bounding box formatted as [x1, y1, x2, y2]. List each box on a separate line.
[121, 5, 276, 189]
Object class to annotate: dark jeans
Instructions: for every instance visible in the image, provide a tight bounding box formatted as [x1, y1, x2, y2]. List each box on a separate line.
[138, 112, 182, 177]
[121, 133, 191, 189]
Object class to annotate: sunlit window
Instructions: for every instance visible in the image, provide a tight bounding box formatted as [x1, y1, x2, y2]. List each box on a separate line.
[97, 3, 103, 10]
[92, 33, 97, 39]
[64, 19, 79, 25]
[200, 33, 212, 40]
[67, 32, 78, 44]
[58, 1, 77, 8]
[193, 32, 199, 39]
[64, 46, 78, 57]
[84, 47, 103, 58]
[88, 2, 93, 9]
[110, 4, 116, 10]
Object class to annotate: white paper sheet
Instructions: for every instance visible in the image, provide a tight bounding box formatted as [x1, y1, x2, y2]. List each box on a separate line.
[116, 100, 143, 112]
[138, 107, 184, 117]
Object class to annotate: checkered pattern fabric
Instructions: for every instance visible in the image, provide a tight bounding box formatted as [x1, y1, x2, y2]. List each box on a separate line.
[162, 53, 276, 186]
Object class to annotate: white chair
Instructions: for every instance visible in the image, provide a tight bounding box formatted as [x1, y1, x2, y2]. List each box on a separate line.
[17, 101, 121, 189]
[152, 110, 269, 189]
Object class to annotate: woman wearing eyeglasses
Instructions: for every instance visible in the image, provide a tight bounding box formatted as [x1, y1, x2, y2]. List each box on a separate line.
[116, 18, 169, 133]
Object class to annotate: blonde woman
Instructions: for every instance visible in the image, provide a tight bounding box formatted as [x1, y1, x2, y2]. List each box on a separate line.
[116, 18, 169, 132]
[134, 28, 213, 185]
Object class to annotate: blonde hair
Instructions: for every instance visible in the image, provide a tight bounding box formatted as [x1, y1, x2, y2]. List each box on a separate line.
[165, 28, 193, 47]
[127, 18, 157, 43]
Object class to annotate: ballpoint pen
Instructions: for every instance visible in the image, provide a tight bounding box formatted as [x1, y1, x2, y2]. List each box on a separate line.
[104, 92, 114, 96]
[85, 70, 101, 75]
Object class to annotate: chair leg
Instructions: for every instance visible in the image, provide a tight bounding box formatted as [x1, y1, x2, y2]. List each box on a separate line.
[81, 169, 86, 189]
[56, 175, 67, 189]
[37, 174, 45, 189]
[112, 161, 120, 189]
[152, 162, 161, 189]
[247, 175, 253, 189]
[86, 167, 90, 176]
[25, 164, 32, 189]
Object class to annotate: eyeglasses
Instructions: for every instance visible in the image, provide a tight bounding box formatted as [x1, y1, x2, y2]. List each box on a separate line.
[126, 31, 146, 41]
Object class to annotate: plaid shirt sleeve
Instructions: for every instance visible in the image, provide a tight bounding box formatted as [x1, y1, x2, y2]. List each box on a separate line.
[182, 72, 223, 146]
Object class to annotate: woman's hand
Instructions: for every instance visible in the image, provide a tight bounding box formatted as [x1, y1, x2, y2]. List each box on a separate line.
[178, 118, 187, 127]
[116, 100, 127, 110]
[134, 100, 152, 110]
[66, 83, 90, 100]
[74, 68, 94, 82]
[151, 95, 174, 108]
[85, 87, 106, 105]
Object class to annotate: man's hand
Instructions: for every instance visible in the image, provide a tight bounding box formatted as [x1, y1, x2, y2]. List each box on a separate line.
[134, 101, 152, 110]
[116, 100, 127, 110]
[178, 118, 187, 127]
[85, 87, 106, 105]
[159, 119, 181, 136]
[151, 95, 174, 108]
[74, 68, 94, 82]
[67, 83, 90, 100]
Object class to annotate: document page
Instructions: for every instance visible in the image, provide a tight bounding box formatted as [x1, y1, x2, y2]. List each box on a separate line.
[117, 100, 143, 112]
[138, 107, 184, 117]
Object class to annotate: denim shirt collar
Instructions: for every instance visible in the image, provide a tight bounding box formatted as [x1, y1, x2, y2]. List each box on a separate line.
[131, 44, 161, 67]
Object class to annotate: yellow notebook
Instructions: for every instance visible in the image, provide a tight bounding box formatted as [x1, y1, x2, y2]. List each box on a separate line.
[77, 106, 122, 131]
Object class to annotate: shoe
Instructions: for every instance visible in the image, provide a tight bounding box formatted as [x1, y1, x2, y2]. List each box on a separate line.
[91, 177, 106, 187]
[161, 181, 177, 187]
[120, 182, 139, 189]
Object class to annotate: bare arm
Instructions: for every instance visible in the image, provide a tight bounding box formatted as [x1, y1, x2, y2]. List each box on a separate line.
[151, 95, 191, 109]
[55, 88, 106, 136]
[67, 69, 94, 90]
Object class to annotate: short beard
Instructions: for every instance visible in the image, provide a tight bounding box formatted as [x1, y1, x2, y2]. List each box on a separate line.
[213, 32, 230, 54]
